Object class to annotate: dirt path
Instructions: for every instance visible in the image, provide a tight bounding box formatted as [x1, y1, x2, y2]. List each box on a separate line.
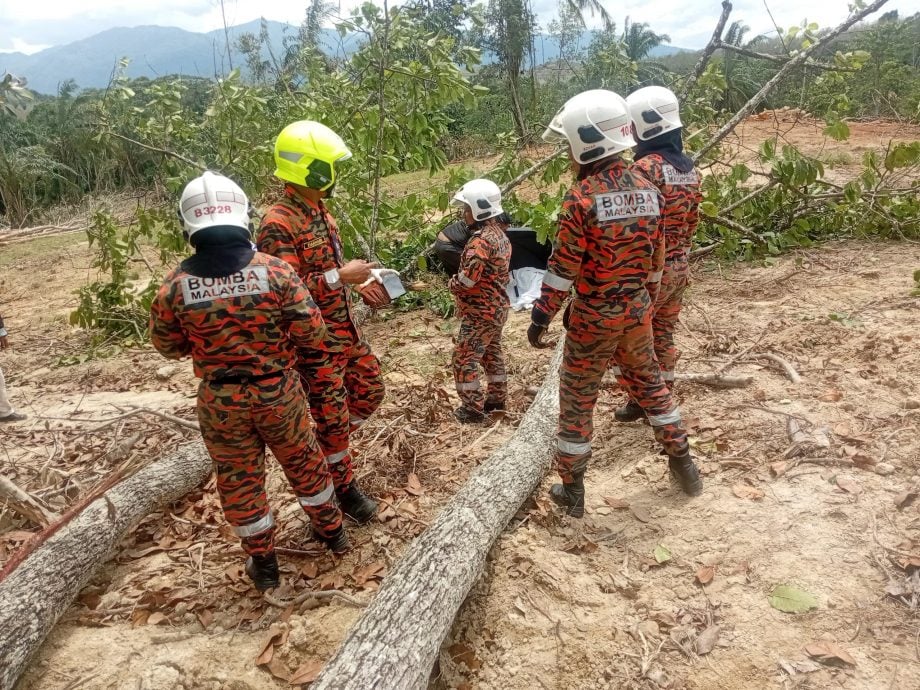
[441, 241, 920, 690]
[2, 232, 919, 688]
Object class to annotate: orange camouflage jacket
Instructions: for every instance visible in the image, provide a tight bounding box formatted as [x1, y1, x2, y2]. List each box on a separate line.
[631, 153, 702, 262]
[535, 156, 664, 321]
[257, 186, 358, 351]
[149, 252, 327, 380]
[448, 223, 512, 317]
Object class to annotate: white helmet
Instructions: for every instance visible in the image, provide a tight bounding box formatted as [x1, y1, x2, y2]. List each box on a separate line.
[542, 89, 635, 164]
[626, 86, 683, 141]
[178, 171, 249, 238]
[451, 178, 503, 222]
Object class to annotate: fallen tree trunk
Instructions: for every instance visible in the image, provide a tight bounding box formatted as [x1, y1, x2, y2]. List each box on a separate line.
[312, 346, 563, 690]
[0, 443, 211, 690]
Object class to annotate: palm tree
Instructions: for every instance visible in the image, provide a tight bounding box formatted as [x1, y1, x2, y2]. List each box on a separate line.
[621, 17, 670, 62]
[563, 0, 613, 31]
[719, 21, 769, 112]
[0, 73, 33, 119]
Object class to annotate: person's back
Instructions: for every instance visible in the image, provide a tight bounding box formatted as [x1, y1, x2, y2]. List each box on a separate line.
[556, 158, 663, 309]
[151, 252, 327, 379]
[630, 152, 701, 261]
[454, 223, 512, 317]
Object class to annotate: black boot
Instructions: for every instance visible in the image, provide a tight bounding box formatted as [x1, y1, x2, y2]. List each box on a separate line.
[669, 454, 703, 496]
[454, 405, 486, 424]
[317, 526, 351, 554]
[337, 481, 378, 524]
[549, 473, 585, 518]
[483, 400, 506, 413]
[245, 552, 280, 591]
[614, 399, 644, 423]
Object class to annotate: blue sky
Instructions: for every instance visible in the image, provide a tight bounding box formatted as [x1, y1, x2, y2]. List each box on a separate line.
[1, 0, 918, 54]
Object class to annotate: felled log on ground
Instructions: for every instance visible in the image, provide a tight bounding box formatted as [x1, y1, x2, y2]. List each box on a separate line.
[0, 443, 211, 690]
[312, 346, 564, 690]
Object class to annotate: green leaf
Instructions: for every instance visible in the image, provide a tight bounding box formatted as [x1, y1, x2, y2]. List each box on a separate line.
[699, 201, 718, 217]
[654, 545, 672, 564]
[823, 120, 850, 142]
[769, 585, 819, 613]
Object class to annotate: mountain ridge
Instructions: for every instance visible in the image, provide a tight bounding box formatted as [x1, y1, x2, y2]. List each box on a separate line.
[1, 20, 691, 95]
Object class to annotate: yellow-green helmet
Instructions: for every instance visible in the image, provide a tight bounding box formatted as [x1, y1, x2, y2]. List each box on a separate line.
[273, 120, 352, 191]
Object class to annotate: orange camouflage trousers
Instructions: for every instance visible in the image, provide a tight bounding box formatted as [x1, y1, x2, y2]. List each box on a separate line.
[652, 256, 690, 383]
[452, 306, 509, 412]
[558, 292, 690, 482]
[297, 338, 384, 490]
[196, 370, 342, 556]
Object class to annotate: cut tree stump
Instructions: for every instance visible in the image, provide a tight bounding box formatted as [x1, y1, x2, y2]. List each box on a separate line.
[0, 443, 211, 690]
[311, 346, 563, 690]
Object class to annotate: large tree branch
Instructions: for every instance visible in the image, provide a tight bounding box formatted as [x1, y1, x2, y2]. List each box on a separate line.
[715, 41, 859, 72]
[679, 1, 733, 101]
[694, 0, 891, 161]
[500, 148, 566, 195]
[101, 130, 206, 171]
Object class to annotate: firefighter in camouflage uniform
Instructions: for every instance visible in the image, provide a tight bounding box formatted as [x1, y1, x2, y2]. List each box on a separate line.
[448, 179, 513, 423]
[150, 172, 348, 592]
[258, 121, 383, 524]
[615, 86, 703, 423]
[528, 90, 703, 517]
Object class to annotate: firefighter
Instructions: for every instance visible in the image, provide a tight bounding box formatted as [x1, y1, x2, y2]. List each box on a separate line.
[150, 172, 349, 591]
[258, 121, 382, 523]
[615, 86, 703, 423]
[448, 179, 513, 423]
[528, 89, 703, 517]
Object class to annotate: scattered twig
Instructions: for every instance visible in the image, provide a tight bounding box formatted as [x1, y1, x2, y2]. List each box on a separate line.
[0, 475, 59, 527]
[151, 631, 199, 644]
[756, 353, 802, 384]
[263, 589, 364, 609]
[870, 511, 917, 560]
[463, 419, 504, 452]
[675, 372, 753, 388]
[717, 326, 770, 374]
[123, 406, 200, 431]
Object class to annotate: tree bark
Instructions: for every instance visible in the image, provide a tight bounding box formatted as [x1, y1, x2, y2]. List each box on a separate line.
[0, 443, 211, 690]
[679, 0, 733, 101]
[311, 346, 563, 690]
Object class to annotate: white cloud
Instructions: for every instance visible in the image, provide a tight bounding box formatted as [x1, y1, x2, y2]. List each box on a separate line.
[0, 38, 51, 55]
[1, 0, 919, 53]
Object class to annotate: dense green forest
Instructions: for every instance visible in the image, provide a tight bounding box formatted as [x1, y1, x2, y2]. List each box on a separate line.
[1, 0, 918, 338]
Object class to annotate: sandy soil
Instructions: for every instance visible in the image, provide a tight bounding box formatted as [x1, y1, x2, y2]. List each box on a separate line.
[0, 114, 918, 690]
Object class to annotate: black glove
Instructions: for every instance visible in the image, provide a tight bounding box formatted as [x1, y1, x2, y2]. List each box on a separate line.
[528, 307, 552, 349]
[562, 301, 573, 331]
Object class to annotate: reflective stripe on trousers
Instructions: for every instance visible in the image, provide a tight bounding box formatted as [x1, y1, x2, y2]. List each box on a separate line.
[647, 407, 681, 426]
[543, 271, 574, 291]
[232, 511, 275, 538]
[298, 482, 335, 507]
[557, 437, 591, 455]
[325, 450, 348, 465]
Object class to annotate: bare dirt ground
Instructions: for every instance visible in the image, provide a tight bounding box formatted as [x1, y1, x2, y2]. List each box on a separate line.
[0, 116, 918, 690]
[440, 241, 920, 690]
